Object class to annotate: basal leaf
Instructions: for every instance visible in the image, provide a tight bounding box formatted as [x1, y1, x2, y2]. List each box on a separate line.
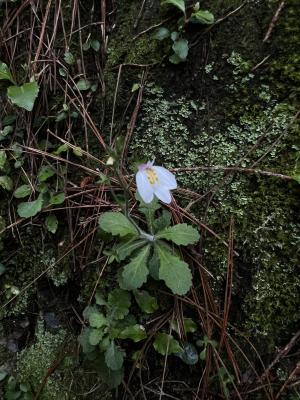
[45, 214, 58, 234]
[153, 332, 182, 355]
[114, 239, 147, 261]
[49, 192, 65, 205]
[38, 166, 55, 182]
[95, 353, 124, 388]
[156, 244, 192, 295]
[105, 341, 124, 371]
[172, 39, 188, 61]
[0, 150, 7, 170]
[89, 328, 104, 345]
[17, 195, 43, 217]
[88, 312, 108, 328]
[118, 324, 147, 342]
[78, 328, 95, 353]
[107, 289, 131, 320]
[156, 223, 199, 245]
[0, 62, 14, 83]
[134, 290, 159, 314]
[154, 27, 170, 41]
[190, 10, 215, 24]
[13, 184, 32, 199]
[161, 0, 185, 14]
[0, 176, 13, 191]
[121, 245, 150, 290]
[7, 81, 39, 111]
[99, 212, 138, 238]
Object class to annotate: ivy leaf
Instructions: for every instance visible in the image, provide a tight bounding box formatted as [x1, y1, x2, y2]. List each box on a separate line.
[17, 195, 43, 217]
[105, 341, 124, 371]
[89, 328, 104, 345]
[172, 39, 188, 61]
[49, 192, 65, 205]
[13, 184, 32, 199]
[161, 0, 185, 14]
[153, 332, 182, 355]
[7, 81, 39, 111]
[38, 166, 55, 182]
[154, 27, 170, 41]
[0, 176, 13, 191]
[114, 239, 147, 261]
[121, 245, 151, 290]
[89, 312, 108, 328]
[190, 10, 215, 24]
[156, 223, 200, 245]
[0, 150, 7, 170]
[107, 289, 131, 320]
[118, 324, 147, 342]
[45, 214, 58, 234]
[99, 212, 138, 238]
[134, 290, 158, 314]
[156, 244, 192, 295]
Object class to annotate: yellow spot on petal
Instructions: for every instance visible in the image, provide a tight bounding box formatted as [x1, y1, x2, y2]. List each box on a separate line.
[146, 168, 158, 185]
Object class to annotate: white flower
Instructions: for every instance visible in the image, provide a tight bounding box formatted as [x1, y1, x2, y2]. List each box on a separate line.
[136, 161, 177, 204]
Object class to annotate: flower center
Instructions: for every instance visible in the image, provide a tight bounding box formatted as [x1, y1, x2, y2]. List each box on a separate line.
[145, 167, 158, 185]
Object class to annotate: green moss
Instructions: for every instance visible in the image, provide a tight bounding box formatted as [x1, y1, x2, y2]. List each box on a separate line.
[17, 320, 68, 400]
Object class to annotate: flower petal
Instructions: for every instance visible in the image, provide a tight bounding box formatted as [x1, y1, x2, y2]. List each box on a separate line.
[136, 171, 154, 203]
[154, 186, 172, 204]
[153, 166, 177, 190]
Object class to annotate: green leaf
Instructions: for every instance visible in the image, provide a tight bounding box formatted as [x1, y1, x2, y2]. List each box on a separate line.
[78, 328, 96, 353]
[118, 324, 147, 342]
[99, 212, 138, 238]
[45, 214, 58, 234]
[17, 195, 43, 218]
[121, 245, 151, 290]
[0, 370, 7, 381]
[89, 312, 108, 328]
[161, 0, 185, 14]
[292, 173, 300, 183]
[91, 40, 100, 52]
[105, 341, 124, 371]
[148, 252, 160, 280]
[200, 348, 206, 360]
[172, 39, 188, 61]
[49, 192, 65, 205]
[0, 150, 7, 170]
[156, 244, 192, 295]
[73, 146, 83, 157]
[95, 353, 124, 388]
[190, 10, 214, 24]
[75, 79, 91, 91]
[107, 289, 131, 320]
[13, 184, 32, 199]
[134, 290, 158, 314]
[95, 291, 107, 306]
[53, 144, 68, 155]
[0, 263, 6, 276]
[171, 317, 197, 334]
[0, 176, 13, 191]
[89, 328, 104, 345]
[153, 332, 182, 355]
[64, 52, 75, 65]
[156, 223, 199, 245]
[131, 83, 141, 92]
[38, 166, 55, 182]
[7, 81, 39, 111]
[177, 343, 199, 365]
[170, 31, 179, 41]
[0, 62, 14, 83]
[114, 239, 147, 261]
[169, 53, 184, 64]
[154, 27, 170, 41]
